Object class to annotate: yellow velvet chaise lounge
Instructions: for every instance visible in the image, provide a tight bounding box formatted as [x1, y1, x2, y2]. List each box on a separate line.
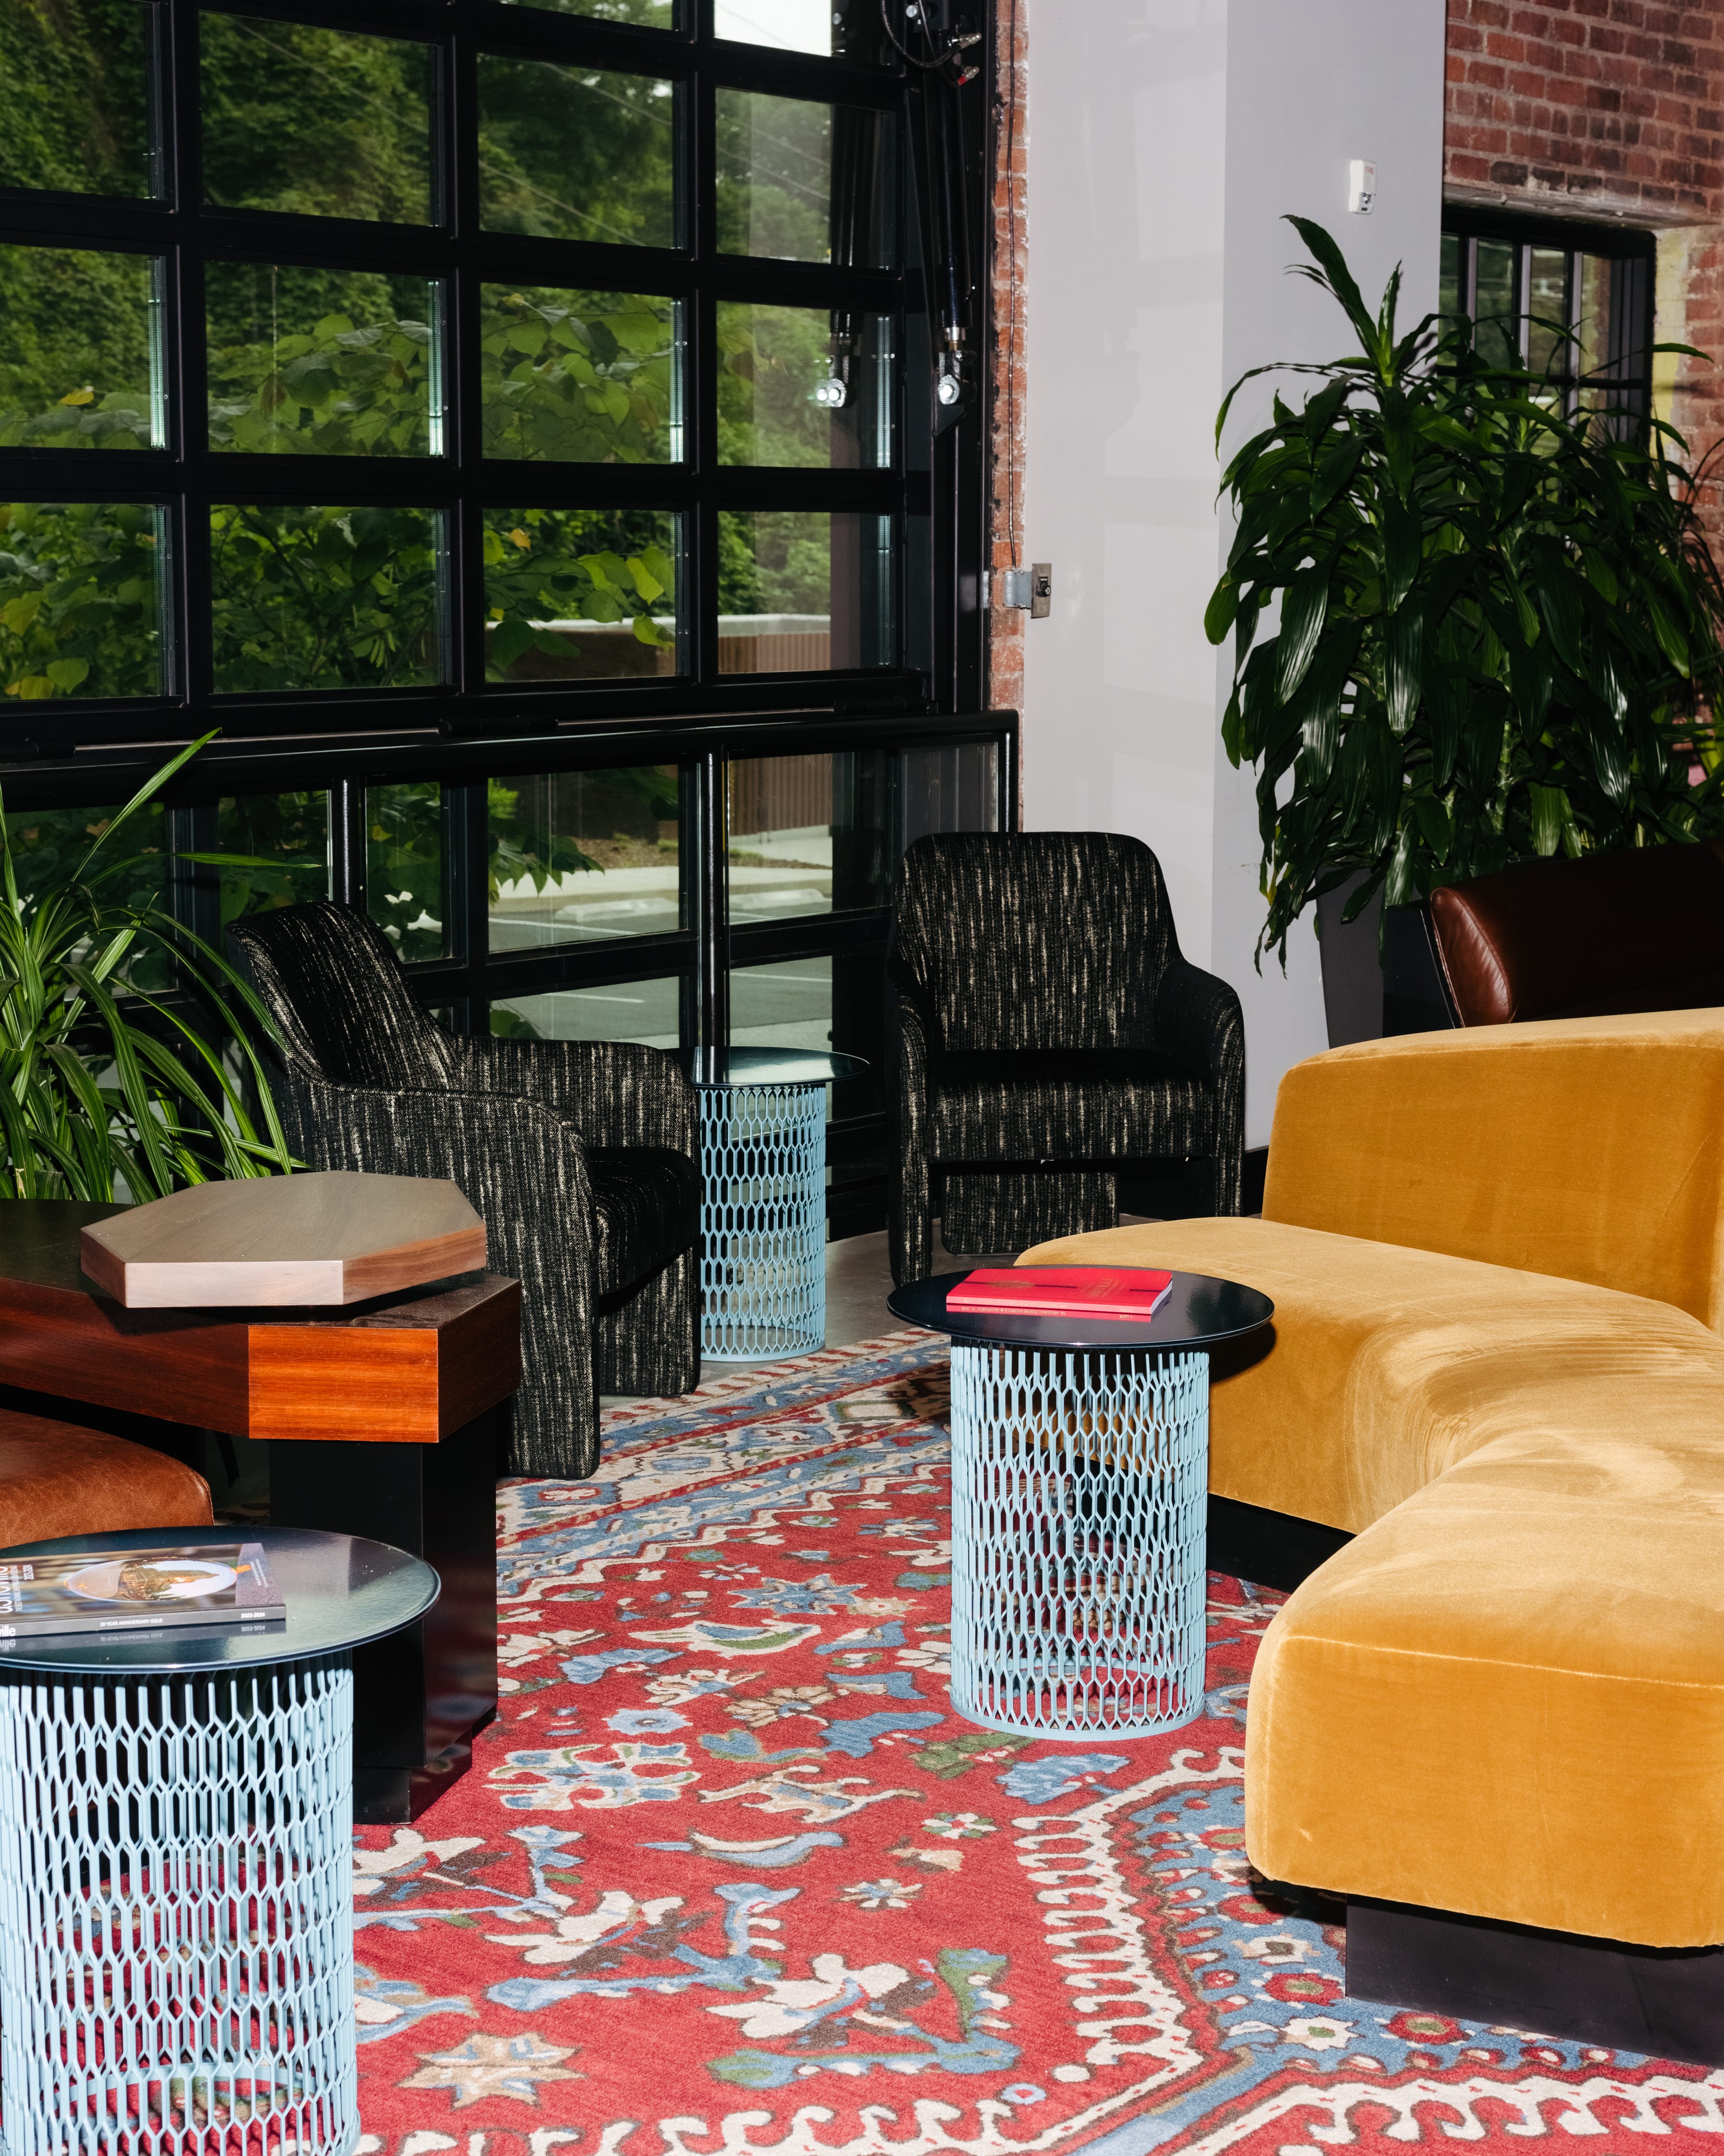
[1021, 1009, 1724, 2038]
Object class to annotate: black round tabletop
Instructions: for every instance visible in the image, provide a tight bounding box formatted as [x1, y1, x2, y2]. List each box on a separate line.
[0, 1526, 438, 1675]
[683, 1046, 868, 1087]
[888, 1268, 1274, 1352]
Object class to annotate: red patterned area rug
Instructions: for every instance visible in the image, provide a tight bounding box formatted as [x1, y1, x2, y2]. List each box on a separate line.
[351, 1331, 1724, 2154]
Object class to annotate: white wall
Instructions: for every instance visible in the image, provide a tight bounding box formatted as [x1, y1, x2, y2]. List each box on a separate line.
[1018, 0, 1446, 1143]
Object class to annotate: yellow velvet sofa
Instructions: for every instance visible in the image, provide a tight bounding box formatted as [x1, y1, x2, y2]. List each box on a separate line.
[1022, 1008, 1724, 1952]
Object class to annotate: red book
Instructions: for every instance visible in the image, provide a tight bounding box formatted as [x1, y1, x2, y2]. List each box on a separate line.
[944, 1265, 1174, 1320]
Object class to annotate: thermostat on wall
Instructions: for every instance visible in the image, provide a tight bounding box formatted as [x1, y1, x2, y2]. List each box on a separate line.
[1348, 160, 1376, 215]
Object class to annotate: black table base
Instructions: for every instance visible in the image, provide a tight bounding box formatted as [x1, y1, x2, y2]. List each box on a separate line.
[269, 1408, 501, 1822]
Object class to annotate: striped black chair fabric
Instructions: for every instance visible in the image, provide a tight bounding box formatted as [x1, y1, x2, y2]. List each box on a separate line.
[886, 832, 1245, 1284]
[230, 901, 700, 1479]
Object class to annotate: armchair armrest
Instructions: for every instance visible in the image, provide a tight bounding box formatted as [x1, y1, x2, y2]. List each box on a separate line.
[1152, 957, 1246, 1214]
[887, 984, 935, 1285]
[1153, 956, 1245, 1091]
[276, 1064, 598, 1240]
[445, 1034, 697, 1155]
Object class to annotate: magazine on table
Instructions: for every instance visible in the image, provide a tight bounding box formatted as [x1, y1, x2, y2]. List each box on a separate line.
[0, 1543, 284, 1639]
[945, 1266, 1175, 1320]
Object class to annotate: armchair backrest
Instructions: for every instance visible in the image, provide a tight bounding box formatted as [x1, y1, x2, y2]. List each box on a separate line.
[1263, 1009, 1724, 1333]
[228, 901, 460, 1092]
[888, 832, 1175, 1052]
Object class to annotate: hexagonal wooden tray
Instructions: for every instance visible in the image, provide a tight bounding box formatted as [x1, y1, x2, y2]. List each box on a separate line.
[79, 1172, 487, 1308]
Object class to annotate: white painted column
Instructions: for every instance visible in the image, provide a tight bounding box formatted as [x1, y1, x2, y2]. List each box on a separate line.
[1018, 0, 1446, 1143]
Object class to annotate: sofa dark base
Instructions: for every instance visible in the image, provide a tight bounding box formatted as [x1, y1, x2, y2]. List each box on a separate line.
[1347, 1896, 1724, 2068]
[1207, 1494, 1351, 1593]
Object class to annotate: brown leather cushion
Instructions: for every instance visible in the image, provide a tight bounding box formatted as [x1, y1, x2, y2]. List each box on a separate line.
[1429, 844, 1724, 1026]
[0, 1411, 213, 1550]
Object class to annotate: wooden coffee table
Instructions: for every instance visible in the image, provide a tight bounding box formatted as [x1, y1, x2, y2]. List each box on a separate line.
[0, 1200, 520, 1822]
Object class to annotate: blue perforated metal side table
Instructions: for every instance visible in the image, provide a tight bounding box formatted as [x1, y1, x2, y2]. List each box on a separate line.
[687, 1047, 866, 1360]
[888, 1270, 1273, 1742]
[0, 1526, 437, 2156]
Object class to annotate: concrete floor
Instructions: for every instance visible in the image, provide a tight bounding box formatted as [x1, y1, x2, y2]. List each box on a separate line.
[821, 1228, 1006, 1350]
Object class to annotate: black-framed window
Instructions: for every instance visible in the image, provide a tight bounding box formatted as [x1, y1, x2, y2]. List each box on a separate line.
[1439, 209, 1655, 432]
[2, 711, 1014, 1230]
[0, 0, 989, 748]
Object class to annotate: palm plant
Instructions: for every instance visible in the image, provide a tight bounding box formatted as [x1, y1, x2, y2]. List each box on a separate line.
[0, 733, 294, 1198]
[1210, 218, 1724, 965]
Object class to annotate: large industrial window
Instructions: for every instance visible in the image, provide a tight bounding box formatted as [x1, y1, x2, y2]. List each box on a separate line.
[0, 0, 991, 744]
[0, 0, 999, 1235]
[1439, 211, 1654, 431]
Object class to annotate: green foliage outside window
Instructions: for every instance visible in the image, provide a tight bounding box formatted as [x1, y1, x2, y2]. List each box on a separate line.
[476, 59, 676, 249]
[199, 15, 433, 225]
[206, 266, 438, 457]
[0, 0, 152, 199]
[367, 783, 444, 963]
[482, 287, 676, 464]
[209, 505, 443, 693]
[484, 509, 674, 677]
[0, 503, 162, 704]
[717, 510, 832, 619]
[0, 245, 157, 450]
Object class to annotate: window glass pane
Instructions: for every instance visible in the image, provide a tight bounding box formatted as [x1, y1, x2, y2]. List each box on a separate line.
[728, 757, 833, 924]
[726, 743, 999, 925]
[200, 17, 433, 226]
[0, 246, 161, 450]
[1438, 232, 1460, 322]
[503, 0, 672, 20]
[1473, 239, 1518, 370]
[1579, 254, 1614, 381]
[488, 766, 680, 953]
[367, 782, 445, 961]
[716, 0, 882, 60]
[718, 305, 892, 469]
[480, 286, 679, 464]
[206, 265, 441, 456]
[730, 952, 831, 1053]
[0, 0, 155, 198]
[213, 791, 330, 923]
[477, 60, 677, 250]
[492, 976, 680, 1046]
[0, 503, 163, 702]
[210, 504, 445, 692]
[716, 91, 892, 267]
[484, 508, 678, 682]
[1526, 245, 1569, 382]
[3, 800, 168, 916]
[717, 510, 891, 672]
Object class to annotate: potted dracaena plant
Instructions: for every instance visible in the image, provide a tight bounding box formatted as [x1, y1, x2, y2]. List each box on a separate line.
[0, 732, 295, 1198]
[1207, 216, 1724, 995]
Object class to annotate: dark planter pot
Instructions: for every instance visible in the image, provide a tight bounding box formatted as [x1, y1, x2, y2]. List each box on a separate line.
[1316, 873, 1383, 1047]
[1316, 878, 1457, 1048]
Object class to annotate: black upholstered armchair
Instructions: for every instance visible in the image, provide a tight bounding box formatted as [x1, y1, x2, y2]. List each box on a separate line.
[887, 832, 1245, 1284]
[230, 901, 700, 1479]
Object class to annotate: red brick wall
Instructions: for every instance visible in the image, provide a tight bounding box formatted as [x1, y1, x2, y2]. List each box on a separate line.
[986, 0, 1027, 724]
[1444, 0, 1724, 520]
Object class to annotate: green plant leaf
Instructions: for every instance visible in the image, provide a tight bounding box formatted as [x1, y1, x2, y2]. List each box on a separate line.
[1204, 577, 1239, 648]
[1274, 564, 1330, 702]
[1385, 600, 1424, 736]
[1527, 781, 1570, 858]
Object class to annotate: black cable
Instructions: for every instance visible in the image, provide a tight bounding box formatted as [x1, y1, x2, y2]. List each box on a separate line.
[878, 0, 975, 81]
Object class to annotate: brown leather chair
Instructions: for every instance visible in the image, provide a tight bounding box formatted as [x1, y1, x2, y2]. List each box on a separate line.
[1427, 843, 1724, 1027]
[0, 1411, 212, 1548]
